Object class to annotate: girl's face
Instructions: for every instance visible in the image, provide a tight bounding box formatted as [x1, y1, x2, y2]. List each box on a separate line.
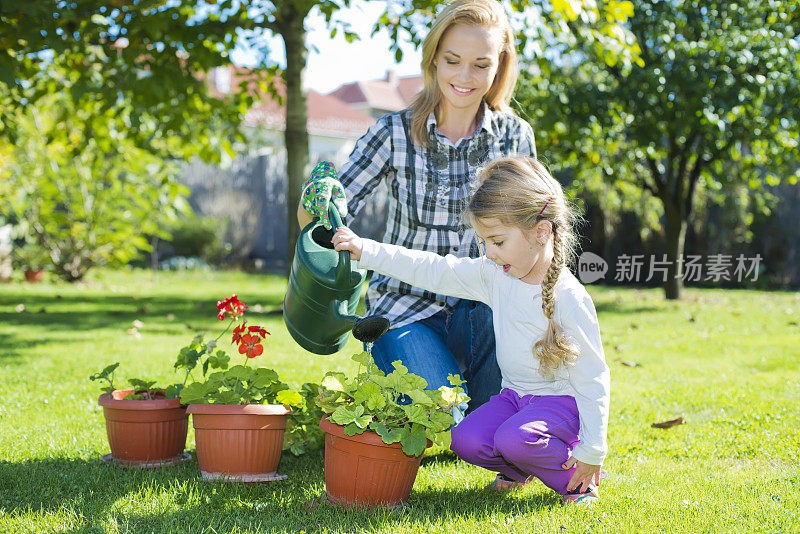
[474, 217, 551, 285]
[433, 24, 503, 117]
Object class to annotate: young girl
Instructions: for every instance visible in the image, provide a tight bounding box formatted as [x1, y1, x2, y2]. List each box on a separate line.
[298, 0, 536, 413]
[332, 156, 610, 505]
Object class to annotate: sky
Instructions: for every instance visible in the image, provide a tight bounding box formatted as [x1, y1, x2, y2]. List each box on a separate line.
[231, 0, 424, 94]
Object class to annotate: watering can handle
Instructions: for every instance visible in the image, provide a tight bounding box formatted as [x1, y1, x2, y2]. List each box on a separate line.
[328, 205, 351, 286]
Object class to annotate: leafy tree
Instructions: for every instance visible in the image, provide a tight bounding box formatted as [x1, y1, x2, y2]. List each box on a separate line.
[0, 1, 264, 161]
[0, 1, 269, 279]
[1, 93, 189, 281]
[515, 0, 800, 299]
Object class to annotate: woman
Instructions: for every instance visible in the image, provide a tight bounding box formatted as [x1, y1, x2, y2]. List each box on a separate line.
[298, 0, 536, 413]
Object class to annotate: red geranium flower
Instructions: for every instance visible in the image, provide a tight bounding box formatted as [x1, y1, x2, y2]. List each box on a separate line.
[232, 321, 247, 345]
[216, 294, 246, 321]
[238, 333, 264, 359]
[247, 325, 270, 339]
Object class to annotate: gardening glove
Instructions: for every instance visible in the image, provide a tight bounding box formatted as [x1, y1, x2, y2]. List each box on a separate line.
[301, 161, 348, 230]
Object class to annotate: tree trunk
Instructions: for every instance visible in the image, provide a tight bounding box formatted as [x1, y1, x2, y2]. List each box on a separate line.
[662, 200, 687, 300]
[280, 11, 310, 275]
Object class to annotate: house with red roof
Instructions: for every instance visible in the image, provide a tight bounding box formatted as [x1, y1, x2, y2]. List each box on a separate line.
[329, 71, 423, 119]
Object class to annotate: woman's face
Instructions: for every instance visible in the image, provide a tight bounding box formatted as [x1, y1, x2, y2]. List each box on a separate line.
[434, 23, 503, 117]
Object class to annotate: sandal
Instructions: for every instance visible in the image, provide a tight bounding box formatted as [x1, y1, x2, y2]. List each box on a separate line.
[488, 473, 530, 491]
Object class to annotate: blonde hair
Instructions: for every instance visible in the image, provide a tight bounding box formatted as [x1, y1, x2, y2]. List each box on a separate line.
[467, 156, 580, 378]
[410, 0, 518, 148]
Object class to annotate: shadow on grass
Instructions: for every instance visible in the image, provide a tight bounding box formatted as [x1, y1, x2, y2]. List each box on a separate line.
[48, 482, 561, 533]
[0, 456, 192, 518]
[0, 292, 288, 367]
[1, 451, 562, 533]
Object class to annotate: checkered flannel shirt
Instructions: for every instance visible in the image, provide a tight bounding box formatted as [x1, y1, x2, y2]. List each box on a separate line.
[339, 100, 537, 329]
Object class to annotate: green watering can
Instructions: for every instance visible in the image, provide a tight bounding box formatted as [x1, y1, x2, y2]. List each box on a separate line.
[283, 205, 390, 355]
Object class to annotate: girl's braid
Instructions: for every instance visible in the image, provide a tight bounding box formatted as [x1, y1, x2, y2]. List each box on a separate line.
[540, 228, 564, 320]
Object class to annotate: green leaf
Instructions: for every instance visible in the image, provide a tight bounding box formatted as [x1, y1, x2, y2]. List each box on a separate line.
[321, 373, 348, 392]
[276, 390, 303, 406]
[89, 362, 119, 382]
[351, 351, 373, 366]
[402, 404, 431, 426]
[399, 424, 428, 457]
[128, 378, 156, 392]
[369, 421, 404, 445]
[179, 382, 211, 404]
[331, 404, 365, 426]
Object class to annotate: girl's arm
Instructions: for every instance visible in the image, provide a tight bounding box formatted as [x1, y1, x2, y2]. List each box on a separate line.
[558, 286, 611, 467]
[332, 227, 493, 304]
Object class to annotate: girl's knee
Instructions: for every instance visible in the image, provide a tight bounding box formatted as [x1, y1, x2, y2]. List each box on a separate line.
[495, 425, 557, 465]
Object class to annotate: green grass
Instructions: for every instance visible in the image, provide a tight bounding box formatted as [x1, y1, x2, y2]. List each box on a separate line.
[1, 269, 798, 533]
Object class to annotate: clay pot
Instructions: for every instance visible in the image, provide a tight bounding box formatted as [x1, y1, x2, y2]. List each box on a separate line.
[24, 268, 44, 283]
[98, 389, 188, 467]
[187, 404, 291, 482]
[320, 416, 426, 507]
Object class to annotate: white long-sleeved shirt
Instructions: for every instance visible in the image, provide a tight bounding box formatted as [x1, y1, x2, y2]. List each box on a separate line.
[358, 239, 611, 465]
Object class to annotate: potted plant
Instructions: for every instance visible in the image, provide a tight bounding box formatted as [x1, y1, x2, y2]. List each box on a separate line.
[179, 295, 304, 482]
[315, 352, 469, 507]
[14, 242, 49, 282]
[90, 363, 189, 468]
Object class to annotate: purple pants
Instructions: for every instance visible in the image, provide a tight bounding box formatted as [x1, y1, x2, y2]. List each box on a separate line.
[450, 388, 580, 495]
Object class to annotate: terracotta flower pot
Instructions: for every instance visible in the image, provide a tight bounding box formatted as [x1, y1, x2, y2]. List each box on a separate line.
[320, 416, 426, 507]
[187, 404, 291, 482]
[98, 389, 189, 467]
[24, 268, 43, 283]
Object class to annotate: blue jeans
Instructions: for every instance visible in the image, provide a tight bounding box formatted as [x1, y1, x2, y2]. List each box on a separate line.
[369, 299, 502, 416]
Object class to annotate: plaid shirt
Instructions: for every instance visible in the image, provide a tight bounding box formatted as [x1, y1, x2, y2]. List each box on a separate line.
[340, 101, 537, 329]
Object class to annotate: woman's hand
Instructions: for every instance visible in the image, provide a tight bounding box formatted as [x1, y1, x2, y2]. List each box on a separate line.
[301, 162, 348, 230]
[562, 457, 602, 493]
[332, 227, 363, 261]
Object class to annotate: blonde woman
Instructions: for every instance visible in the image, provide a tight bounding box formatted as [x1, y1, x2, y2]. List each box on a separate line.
[298, 0, 535, 413]
[332, 157, 610, 505]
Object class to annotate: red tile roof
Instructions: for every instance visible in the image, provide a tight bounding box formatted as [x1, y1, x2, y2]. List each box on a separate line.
[329, 72, 423, 111]
[244, 87, 375, 138]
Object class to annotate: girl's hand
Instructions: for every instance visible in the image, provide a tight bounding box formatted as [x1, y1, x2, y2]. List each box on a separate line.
[332, 227, 363, 261]
[562, 457, 602, 493]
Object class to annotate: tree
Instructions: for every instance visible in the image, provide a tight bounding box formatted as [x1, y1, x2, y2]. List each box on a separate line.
[1, 92, 189, 281]
[0, 1, 270, 279]
[515, 0, 800, 299]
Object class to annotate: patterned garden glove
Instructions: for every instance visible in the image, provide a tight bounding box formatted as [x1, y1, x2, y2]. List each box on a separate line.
[301, 161, 348, 230]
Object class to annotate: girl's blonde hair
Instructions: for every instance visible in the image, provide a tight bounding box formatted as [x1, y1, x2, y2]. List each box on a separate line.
[467, 156, 580, 378]
[410, 0, 518, 148]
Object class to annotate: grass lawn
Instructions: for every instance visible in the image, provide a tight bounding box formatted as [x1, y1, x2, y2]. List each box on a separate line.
[0, 268, 798, 533]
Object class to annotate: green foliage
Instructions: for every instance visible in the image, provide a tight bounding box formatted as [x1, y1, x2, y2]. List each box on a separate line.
[88, 363, 176, 400]
[179, 365, 302, 406]
[88, 363, 119, 396]
[316, 353, 469, 457]
[515, 0, 800, 298]
[0, 2, 266, 162]
[1, 94, 190, 282]
[284, 382, 325, 456]
[165, 214, 228, 265]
